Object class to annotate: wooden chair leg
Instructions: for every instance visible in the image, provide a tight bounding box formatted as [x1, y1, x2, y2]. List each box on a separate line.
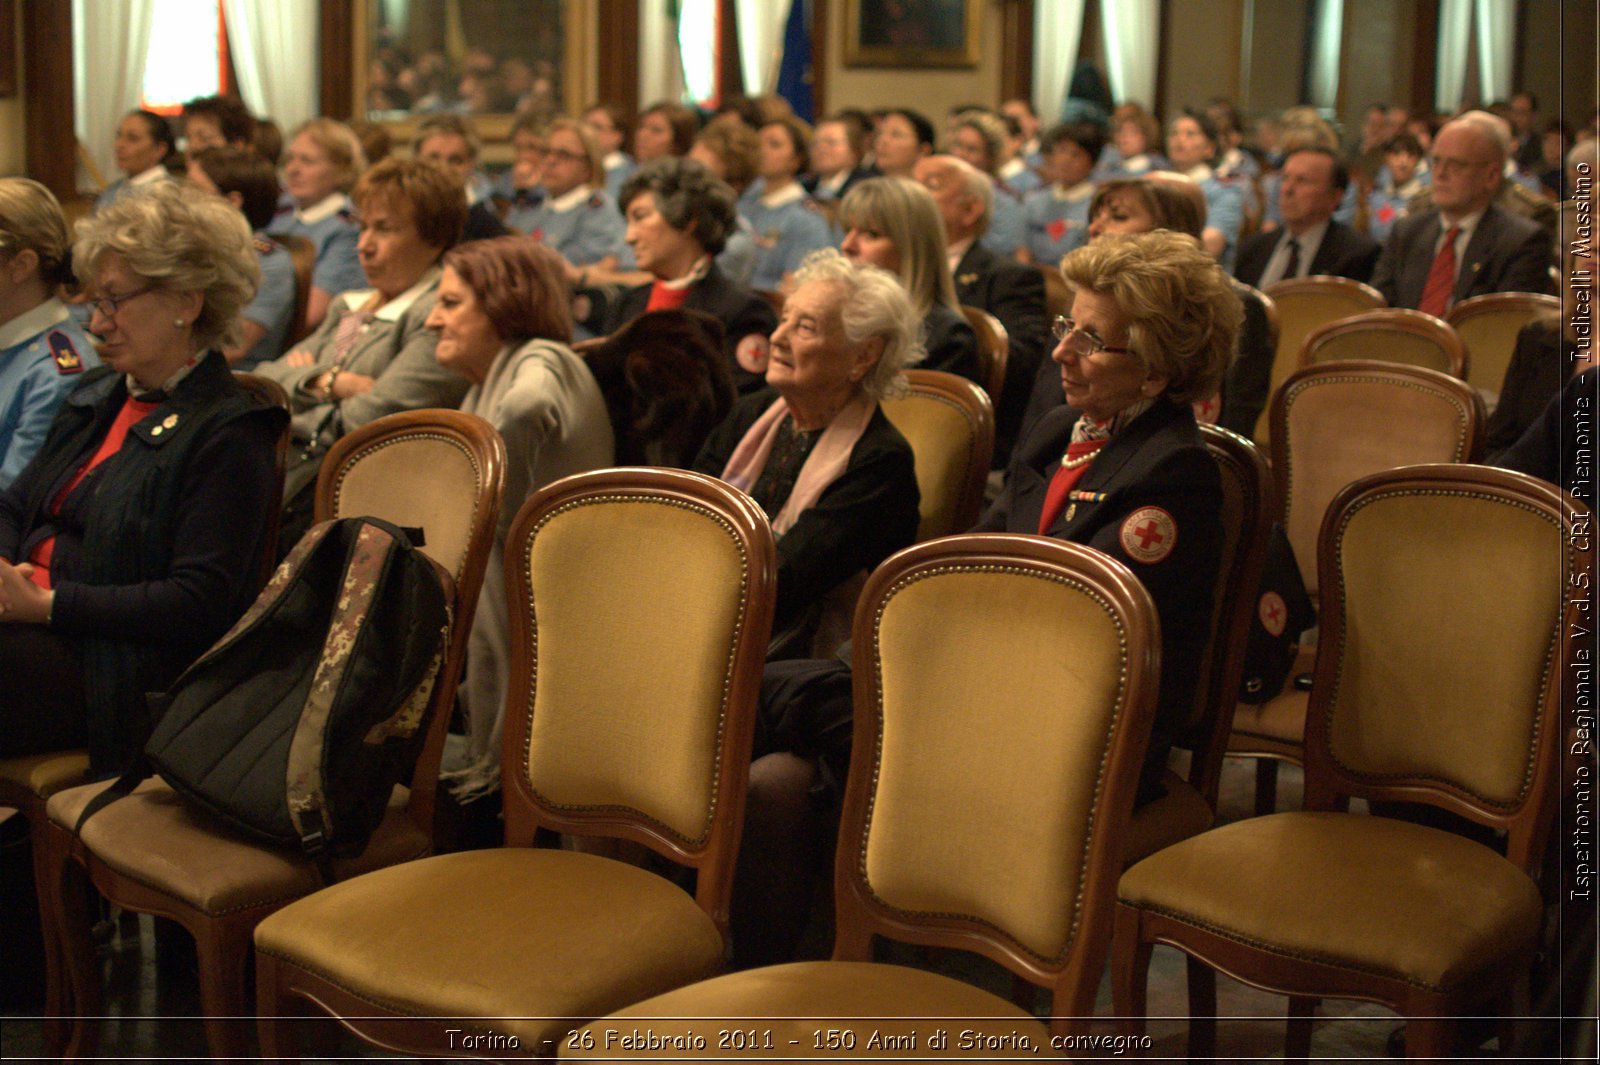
[1285, 995, 1316, 1061]
[1184, 956, 1217, 1062]
[1403, 1016, 1452, 1061]
[1253, 759, 1279, 817]
[32, 809, 74, 1054]
[39, 825, 102, 1059]
[255, 950, 303, 1065]
[193, 918, 257, 1061]
[1109, 906, 1151, 1047]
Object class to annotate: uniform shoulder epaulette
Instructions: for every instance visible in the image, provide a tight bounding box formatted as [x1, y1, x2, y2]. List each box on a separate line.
[588, 192, 604, 209]
[254, 235, 278, 256]
[47, 329, 84, 375]
[802, 198, 824, 215]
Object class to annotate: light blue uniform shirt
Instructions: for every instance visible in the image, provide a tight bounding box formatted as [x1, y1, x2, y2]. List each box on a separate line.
[981, 182, 1028, 257]
[0, 300, 100, 488]
[240, 234, 297, 369]
[92, 166, 170, 213]
[505, 184, 627, 267]
[738, 180, 834, 292]
[1189, 167, 1245, 274]
[266, 192, 366, 299]
[1023, 181, 1094, 267]
[603, 151, 637, 202]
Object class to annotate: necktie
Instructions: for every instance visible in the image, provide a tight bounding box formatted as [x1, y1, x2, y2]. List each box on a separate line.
[331, 309, 374, 365]
[1418, 225, 1460, 317]
[1282, 238, 1301, 281]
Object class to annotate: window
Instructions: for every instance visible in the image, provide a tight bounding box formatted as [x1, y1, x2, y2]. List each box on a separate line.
[141, 0, 229, 113]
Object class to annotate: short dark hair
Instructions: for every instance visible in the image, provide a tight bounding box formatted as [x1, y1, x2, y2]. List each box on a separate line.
[182, 95, 256, 146]
[442, 235, 572, 344]
[1175, 108, 1221, 157]
[640, 101, 701, 157]
[1285, 146, 1350, 192]
[619, 157, 737, 255]
[191, 146, 281, 230]
[763, 116, 812, 175]
[883, 108, 936, 150]
[1383, 132, 1425, 158]
[1042, 121, 1108, 164]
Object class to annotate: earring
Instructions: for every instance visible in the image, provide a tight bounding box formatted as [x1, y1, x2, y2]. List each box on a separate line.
[174, 319, 186, 328]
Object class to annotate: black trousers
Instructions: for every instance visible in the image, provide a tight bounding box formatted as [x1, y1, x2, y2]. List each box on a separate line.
[0, 623, 88, 757]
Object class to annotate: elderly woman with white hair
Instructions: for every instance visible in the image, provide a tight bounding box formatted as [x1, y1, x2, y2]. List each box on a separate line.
[0, 181, 288, 775]
[693, 247, 922, 651]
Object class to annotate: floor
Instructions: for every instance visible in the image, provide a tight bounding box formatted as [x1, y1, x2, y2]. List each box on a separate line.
[0, 758, 1528, 1062]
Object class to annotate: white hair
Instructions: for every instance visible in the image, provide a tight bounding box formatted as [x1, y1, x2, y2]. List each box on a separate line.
[792, 248, 926, 399]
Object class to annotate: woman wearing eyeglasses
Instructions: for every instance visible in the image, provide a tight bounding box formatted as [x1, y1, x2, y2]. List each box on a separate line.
[0, 181, 288, 775]
[503, 118, 626, 275]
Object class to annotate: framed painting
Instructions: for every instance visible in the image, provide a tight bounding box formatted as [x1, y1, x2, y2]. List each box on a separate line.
[844, 0, 982, 69]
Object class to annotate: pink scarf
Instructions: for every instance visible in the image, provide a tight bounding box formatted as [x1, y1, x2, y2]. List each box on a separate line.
[720, 391, 876, 535]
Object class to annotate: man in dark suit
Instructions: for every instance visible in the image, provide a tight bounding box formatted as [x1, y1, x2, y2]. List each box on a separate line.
[912, 153, 1047, 465]
[1234, 148, 1379, 288]
[1371, 111, 1556, 312]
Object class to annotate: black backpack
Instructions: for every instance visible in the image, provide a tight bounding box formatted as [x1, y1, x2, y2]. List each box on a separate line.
[77, 517, 453, 876]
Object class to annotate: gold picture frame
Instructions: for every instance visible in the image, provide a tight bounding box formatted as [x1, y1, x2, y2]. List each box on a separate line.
[844, 0, 982, 69]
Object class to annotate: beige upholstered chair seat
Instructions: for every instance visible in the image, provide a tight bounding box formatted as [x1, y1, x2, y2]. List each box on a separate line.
[46, 779, 425, 916]
[565, 962, 1058, 1060]
[1122, 770, 1215, 866]
[255, 848, 723, 1048]
[1120, 811, 1542, 991]
[0, 750, 91, 800]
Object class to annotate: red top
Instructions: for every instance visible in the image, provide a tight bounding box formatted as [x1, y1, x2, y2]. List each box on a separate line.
[27, 395, 160, 589]
[1037, 438, 1108, 534]
[645, 281, 694, 313]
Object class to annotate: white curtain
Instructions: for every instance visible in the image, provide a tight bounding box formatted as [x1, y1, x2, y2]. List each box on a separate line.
[223, 0, 319, 133]
[734, 0, 792, 98]
[678, 0, 718, 105]
[1306, 0, 1343, 111]
[73, 0, 157, 192]
[1033, 0, 1086, 127]
[1435, 0, 1472, 112]
[1101, 0, 1159, 110]
[1474, 0, 1515, 104]
[638, 0, 686, 108]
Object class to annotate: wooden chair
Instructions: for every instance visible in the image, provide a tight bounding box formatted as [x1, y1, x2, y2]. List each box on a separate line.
[1257, 276, 1385, 440]
[270, 233, 317, 348]
[253, 468, 776, 1059]
[755, 287, 786, 315]
[1116, 464, 1587, 1061]
[880, 369, 995, 542]
[1302, 307, 1468, 379]
[564, 533, 1162, 1053]
[1445, 292, 1562, 401]
[1228, 361, 1485, 815]
[1123, 425, 1274, 866]
[960, 304, 1010, 411]
[36, 409, 504, 1060]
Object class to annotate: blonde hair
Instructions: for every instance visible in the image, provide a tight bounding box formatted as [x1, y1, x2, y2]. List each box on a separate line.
[837, 176, 958, 317]
[791, 248, 925, 400]
[75, 181, 260, 351]
[545, 116, 605, 189]
[1059, 230, 1241, 405]
[289, 118, 367, 193]
[0, 178, 74, 288]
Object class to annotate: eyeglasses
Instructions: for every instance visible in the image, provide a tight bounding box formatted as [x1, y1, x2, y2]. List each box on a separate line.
[90, 286, 158, 319]
[546, 148, 588, 164]
[1051, 316, 1132, 357]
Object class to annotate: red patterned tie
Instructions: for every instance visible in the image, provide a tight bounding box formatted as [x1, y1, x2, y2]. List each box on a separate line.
[1417, 225, 1460, 317]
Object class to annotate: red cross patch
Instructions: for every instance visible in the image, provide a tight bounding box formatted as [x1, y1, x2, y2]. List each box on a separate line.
[1047, 218, 1067, 242]
[1259, 591, 1288, 637]
[735, 334, 770, 375]
[1378, 204, 1394, 224]
[1119, 506, 1176, 564]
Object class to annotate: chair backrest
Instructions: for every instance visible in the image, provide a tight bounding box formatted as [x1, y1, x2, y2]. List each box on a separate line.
[754, 288, 786, 315]
[1445, 292, 1562, 397]
[836, 534, 1159, 1025]
[314, 409, 506, 831]
[959, 304, 1010, 410]
[1302, 307, 1468, 379]
[502, 468, 776, 938]
[1304, 464, 1588, 874]
[1186, 425, 1275, 804]
[271, 233, 317, 348]
[1258, 275, 1386, 439]
[880, 369, 995, 541]
[1271, 361, 1483, 602]
[233, 373, 292, 591]
[1039, 264, 1072, 321]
